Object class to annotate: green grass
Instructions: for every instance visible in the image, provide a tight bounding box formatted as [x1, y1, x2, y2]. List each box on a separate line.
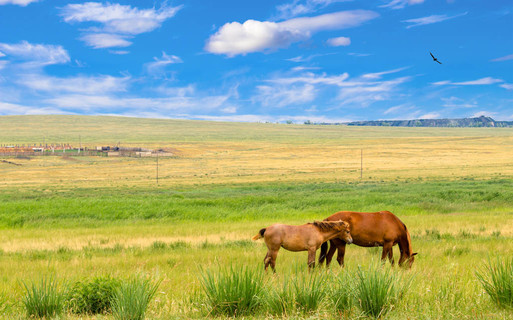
[22, 275, 65, 319]
[198, 265, 265, 317]
[476, 256, 513, 309]
[1, 179, 512, 228]
[354, 261, 412, 318]
[111, 275, 161, 320]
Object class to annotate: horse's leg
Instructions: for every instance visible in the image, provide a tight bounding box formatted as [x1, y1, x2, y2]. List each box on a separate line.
[336, 242, 347, 267]
[382, 242, 394, 265]
[308, 247, 316, 270]
[326, 238, 344, 267]
[325, 240, 337, 267]
[269, 250, 279, 273]
[264, 251, 272, 271]
[388, 245, 395, 265]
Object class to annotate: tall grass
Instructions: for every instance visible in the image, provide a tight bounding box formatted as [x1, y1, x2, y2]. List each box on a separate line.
[329, 270, 354, 314]
[111, 275, 161, 320]
[198, 264, 265, 317]
[264, 276, 295, 316]
[291, 270, 328, 313]
[476, 256, 513, 308]
[22, 276, 65, 319]
[354, 261, 412, 318]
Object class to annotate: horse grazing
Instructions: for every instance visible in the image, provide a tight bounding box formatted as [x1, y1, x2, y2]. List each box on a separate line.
[318, 211, 417, 268]
[252, 220, 352, 272]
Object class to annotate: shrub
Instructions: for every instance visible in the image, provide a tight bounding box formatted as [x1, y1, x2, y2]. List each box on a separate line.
[111, 275, 161, 320]
[354, 262, 411, 318]
[198, 264, 264, 316]
[476, 257, 513, 308]
[67, 276, 120, 314]
[22, 276, 65, 319]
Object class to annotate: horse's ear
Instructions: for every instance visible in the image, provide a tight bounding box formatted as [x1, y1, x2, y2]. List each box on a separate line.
[412, 252, 418, 256]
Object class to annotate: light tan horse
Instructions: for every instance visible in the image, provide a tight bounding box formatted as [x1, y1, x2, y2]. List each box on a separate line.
[252, 220, 352, 272]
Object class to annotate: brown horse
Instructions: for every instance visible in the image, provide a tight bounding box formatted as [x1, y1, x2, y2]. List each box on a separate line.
[252, 220, 352, 272]
[318, 211, 417, 268]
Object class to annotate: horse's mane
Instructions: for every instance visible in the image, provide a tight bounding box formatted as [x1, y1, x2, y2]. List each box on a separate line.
[401, 222, 413, 256]
[311, 220, 347, 231]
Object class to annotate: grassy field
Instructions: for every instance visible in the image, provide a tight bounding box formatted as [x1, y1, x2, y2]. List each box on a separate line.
[0, 115, 512, 319]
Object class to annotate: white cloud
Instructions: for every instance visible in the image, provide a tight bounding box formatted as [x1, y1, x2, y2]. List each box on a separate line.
[403, 12, 467, 29]
[17, 74, 130, 94]
[145, 52, 183, 77]
[380, 0, 424, 10]
[419, 112, 441, 119]
[491, 54, 513, 62]
[0, 0, 39, 6]
[336, 76, 410, 107]
[275, 0, 352, 19]
[441, 96, 478, 108]
[433, 77, 503, 86]
[61, 2, 182, 48]
[80, 33, 132, 49]
[327, 36, 350, 47]
[0, 41, 70, 67]
[0, 101, 66, 115]
[205, 10, 378, 56]
[472, 111, 496, 118]
[500, 83, 513, 90]
[266, 72, 350, 86]
[254, 84, 316, 107]
[361, 67, 408, 79]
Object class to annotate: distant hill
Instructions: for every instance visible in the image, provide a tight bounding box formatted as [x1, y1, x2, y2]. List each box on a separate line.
[341, 116, 513, 127]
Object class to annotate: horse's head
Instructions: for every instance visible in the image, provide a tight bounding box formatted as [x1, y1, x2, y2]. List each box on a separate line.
[334, 220, 352, 244]
[404, 252, 418, 268]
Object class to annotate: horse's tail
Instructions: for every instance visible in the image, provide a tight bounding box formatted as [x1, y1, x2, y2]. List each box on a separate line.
[252, 228, 266, 241]
[318, 241, 329, 265]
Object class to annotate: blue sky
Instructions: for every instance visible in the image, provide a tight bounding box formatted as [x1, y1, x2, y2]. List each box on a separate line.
[0, 0, 511, 122]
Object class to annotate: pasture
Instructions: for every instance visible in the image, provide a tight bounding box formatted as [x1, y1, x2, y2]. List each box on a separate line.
[0, 115, 512, 319]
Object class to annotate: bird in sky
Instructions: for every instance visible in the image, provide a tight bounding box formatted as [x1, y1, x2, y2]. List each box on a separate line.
[430, 52, 442, 64]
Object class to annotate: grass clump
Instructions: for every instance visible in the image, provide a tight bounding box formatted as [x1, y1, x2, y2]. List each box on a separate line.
[67, 275, 120, 315]
[291, 270, 328, 313]
[264, 277, 295, 316]
[329, 271, 354, 314]
[476, 256, 513, 308]
[354, 262, 411, 318]
[198, 264, 265, 317]
[22, 276, 65, 319]
[111, 274, 161, 320]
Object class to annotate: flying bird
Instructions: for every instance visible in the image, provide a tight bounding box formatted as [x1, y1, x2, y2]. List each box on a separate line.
[430, 52, 442, 64]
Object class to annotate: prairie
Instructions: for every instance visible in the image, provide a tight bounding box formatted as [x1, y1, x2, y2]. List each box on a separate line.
[0, 116, 512, 319]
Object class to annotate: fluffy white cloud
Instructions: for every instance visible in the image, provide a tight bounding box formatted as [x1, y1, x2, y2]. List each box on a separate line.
[380, 0, 424, 10]
[403, 12, 467, 29]
[206, 10, 378, 56]
[0, 41, 70, 67]
[500, 83, 513, 90]
[327, 36, 351, 47]
[61, 2, 182, 49]
[0, 0, 39, 6]
[206, 20, 306, 56]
